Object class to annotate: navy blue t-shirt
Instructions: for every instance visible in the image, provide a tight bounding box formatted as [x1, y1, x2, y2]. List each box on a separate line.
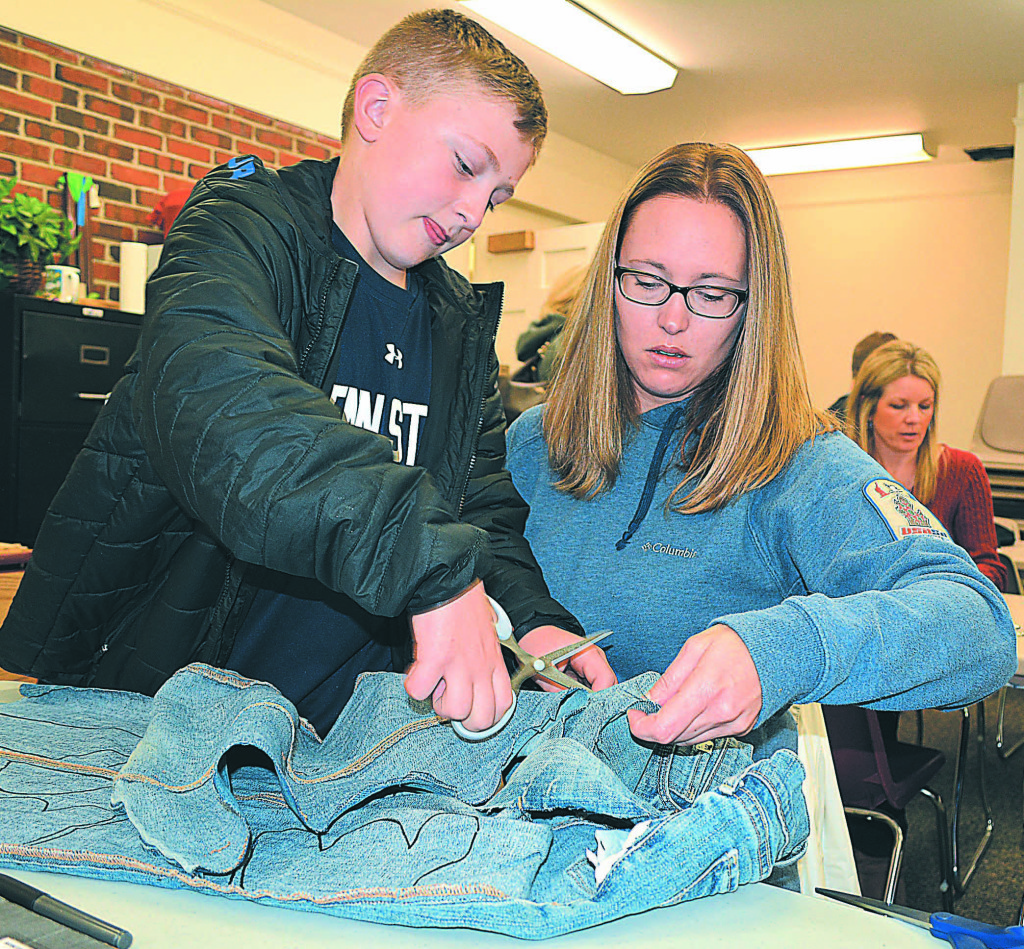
[228, 225, 433, 736]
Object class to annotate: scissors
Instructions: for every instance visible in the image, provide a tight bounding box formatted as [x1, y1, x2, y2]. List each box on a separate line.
[817, 888, 1024, 948]
[451, 597, 612, 741]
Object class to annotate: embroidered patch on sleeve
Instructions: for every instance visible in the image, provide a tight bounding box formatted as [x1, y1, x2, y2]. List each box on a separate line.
[863, 478, 950, 541]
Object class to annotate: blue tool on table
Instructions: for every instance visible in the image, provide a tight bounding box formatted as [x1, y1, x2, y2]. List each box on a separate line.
[817, 888, 1024, 948]
[451, 598, 612, 741]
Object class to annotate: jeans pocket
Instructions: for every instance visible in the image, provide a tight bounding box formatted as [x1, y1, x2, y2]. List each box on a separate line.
[667, 848, 740, 904]
[564, 854, 599, 899]
[662, 738, 752, 805]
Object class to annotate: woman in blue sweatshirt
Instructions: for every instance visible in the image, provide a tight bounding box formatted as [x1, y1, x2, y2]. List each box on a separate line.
[508, 142, 1016, 762]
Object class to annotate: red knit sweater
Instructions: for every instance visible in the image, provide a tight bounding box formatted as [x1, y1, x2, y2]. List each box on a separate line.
[925, 446, 1006, 590]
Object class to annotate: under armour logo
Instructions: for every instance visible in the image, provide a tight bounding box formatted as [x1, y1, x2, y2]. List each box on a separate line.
[384, 343, 404, 369]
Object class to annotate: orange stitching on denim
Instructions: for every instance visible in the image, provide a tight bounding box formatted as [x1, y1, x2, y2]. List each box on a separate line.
[194, 666, 258, 689]
[0, 747, 118, 778]
[0, 844, 513, 903]
[115, 761, 218, 792]
[187, 664, 446, 780]
[115, 701, 442, 798]
[109, 707, 445, 830]
[285, 717, 442, 784]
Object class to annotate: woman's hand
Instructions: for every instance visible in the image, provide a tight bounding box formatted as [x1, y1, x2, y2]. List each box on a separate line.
[627, 624, 762, 746]
[518, 625, 618, 691]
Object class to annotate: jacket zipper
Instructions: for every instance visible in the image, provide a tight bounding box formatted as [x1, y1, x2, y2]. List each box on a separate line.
[301, 257, 345, 383]
[457, 284, 503, 517]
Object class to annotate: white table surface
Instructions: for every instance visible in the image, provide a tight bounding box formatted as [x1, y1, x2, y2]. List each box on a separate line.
[0, 866, 935, 949]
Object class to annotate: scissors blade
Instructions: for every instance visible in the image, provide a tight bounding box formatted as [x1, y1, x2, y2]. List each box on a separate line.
[538, 629, 613, 666]
[815, 889, 931, 929]
[527, 630, 613, 691]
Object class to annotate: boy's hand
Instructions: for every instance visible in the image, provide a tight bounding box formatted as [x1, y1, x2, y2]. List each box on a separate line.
[517, 626, 618, 691]
[626, 624, 762, 746]
[405, 580, 514, 733]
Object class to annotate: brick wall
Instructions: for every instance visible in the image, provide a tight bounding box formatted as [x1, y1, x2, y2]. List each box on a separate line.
[0, 26, 342, 302]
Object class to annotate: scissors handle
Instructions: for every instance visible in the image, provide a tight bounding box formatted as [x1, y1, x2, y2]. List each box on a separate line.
[489, 596, 515, 641]
[451, 600, 611, 740]
[931, 913, 1024, 949]
[451, 694, 517, 742]
[451, 598, 517, 741]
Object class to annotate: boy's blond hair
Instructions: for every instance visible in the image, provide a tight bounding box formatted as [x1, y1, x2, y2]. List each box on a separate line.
[544, 142, 837, 513]
[845, 340, 942, 503]
[340, 9, 547, 155]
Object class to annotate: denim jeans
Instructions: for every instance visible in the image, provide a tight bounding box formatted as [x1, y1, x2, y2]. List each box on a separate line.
[0, 664, 808, 937]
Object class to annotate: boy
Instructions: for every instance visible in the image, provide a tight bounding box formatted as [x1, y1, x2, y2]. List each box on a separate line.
[0, 10, 613, 735]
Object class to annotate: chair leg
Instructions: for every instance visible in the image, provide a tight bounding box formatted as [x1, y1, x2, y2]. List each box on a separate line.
[915, 709, 924, 745]
[950, 704, 994, 895]
[918, 786, 954, 913]
[995, 686, 1024, 759]
[844, 807, 906, 904]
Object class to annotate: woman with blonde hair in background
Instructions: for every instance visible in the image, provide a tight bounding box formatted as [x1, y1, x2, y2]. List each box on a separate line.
[846, 340, 1006, 590]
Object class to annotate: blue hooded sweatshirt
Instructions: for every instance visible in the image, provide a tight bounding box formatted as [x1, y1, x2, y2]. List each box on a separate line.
[507, 402, 1016, 759]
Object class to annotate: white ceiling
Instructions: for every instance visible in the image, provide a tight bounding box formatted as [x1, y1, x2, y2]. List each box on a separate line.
[260, 0, 1024, 170]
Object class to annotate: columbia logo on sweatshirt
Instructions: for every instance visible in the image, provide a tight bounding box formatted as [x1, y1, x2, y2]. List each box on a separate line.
[641, 542, 698, 558]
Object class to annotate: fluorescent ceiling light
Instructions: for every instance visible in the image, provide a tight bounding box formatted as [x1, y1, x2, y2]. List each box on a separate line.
[746, 134, 935, 176]
[460, 0, 677, 95]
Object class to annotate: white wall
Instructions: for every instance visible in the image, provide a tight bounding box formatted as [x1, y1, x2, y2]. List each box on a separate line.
[442, 201, 581, 368]
[4, 0, 362, 140]
[768, 158, 1013, 448]
[466, 156, 1015, 448]
[1004, 83, 1024, 375]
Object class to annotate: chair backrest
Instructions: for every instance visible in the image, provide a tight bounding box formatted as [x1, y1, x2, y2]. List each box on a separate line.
[973, 376, 1024, 455]
[823, 704, 899, 800]
[824, 704, 947, 813]
[999, 551, 1023, 595]
[994, 517, 1019, 547]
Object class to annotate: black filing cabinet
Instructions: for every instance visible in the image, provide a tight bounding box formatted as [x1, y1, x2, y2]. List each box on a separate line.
[1, 293, 142, 545]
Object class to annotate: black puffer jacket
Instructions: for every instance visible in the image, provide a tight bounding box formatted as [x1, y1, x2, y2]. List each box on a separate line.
[0, 157, 581, 692]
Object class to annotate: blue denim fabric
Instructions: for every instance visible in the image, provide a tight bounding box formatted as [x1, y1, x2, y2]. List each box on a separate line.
[0, 664, 808, 937]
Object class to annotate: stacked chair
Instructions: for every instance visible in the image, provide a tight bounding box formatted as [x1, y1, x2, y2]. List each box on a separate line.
[822, 704, 954, 910]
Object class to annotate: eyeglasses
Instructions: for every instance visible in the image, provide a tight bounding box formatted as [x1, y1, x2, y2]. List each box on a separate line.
[614, 267, 748, 319]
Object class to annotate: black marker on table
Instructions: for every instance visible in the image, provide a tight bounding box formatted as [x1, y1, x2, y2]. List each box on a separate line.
[0, 872, 132, 948]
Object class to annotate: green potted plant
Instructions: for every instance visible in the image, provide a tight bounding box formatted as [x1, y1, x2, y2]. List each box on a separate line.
[0, 176, 81, 294]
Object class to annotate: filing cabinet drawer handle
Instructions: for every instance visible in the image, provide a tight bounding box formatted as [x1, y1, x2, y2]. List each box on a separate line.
[75, 392, 111, 402]
[80, 344, 110, 366]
